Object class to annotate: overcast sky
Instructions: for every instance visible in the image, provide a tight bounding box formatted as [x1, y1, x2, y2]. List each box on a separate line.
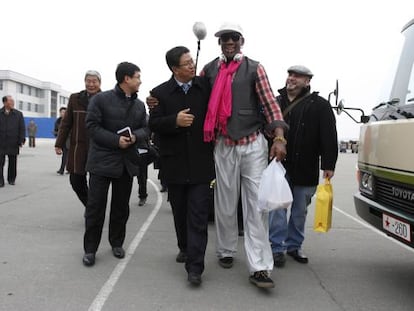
[2, 0, 413, 139]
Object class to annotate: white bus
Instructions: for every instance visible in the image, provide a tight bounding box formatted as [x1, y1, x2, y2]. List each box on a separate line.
[353, 18, 414, 247]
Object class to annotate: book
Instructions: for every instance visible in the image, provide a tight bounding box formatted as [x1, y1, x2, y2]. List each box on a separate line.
[117, 126, 132, 138]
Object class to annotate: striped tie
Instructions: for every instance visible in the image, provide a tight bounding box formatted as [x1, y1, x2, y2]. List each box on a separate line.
[182, 83, 190, 94]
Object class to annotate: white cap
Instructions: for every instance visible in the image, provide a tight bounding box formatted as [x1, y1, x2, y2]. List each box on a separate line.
[214, 22, 243, 37]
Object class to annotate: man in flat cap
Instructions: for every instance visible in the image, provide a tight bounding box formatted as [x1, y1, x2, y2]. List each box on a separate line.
[200, 22, 288, 289]
[269, 65, 338, 267]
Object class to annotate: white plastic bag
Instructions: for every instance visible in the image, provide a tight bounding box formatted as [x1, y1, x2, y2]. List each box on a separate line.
[257, 159, 293, 212]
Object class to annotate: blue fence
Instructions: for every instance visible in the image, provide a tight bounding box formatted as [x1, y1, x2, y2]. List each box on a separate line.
[24, 117, 57, 138]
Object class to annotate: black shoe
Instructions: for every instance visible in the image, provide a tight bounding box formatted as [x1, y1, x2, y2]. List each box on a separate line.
[82, 253, 95, 266]
[160, 186, 168, 193]
[249, 271, 275, 288]
[238, 229, 244, 237]
[287, 249, 308, 264]
[187, 272, 202, 286]
[8, 180, 15, 185]
[273, 252, 286, 268]
[176, 251, 187, 263]
[218, 257, 233, 269]
[112, 247, 125, 259]
[0, 180, 4, 187]
[138, 198, 146, 206]
[56, 170, 64, 175]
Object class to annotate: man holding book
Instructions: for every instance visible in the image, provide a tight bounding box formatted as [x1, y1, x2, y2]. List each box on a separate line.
[82, 62, 149, 267]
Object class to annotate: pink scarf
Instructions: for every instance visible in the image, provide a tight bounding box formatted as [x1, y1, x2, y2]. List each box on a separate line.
[203, 60, 242, 142]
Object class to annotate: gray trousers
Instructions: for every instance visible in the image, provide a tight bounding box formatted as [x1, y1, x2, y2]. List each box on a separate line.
[214, 133, 273, 274]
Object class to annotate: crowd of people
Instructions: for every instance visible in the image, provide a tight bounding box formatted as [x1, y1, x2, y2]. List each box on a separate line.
[0, 22, 338, 289]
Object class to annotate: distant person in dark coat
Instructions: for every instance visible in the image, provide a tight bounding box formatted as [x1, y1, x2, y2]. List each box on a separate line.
[27, 119, 38, 148]
[82, 62, 149, 267]
[54, 107, 68, 175]
[55, 70, 101, 208]
[0, 95, 26, 187]
[149, 46, 215, 286]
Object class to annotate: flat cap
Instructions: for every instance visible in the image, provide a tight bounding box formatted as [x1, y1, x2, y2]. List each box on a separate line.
[215, 22, 243, 37]
[287, 65, 313, 78]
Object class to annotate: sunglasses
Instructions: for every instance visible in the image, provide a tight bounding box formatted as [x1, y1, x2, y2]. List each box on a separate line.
[220, 33, 241, 42]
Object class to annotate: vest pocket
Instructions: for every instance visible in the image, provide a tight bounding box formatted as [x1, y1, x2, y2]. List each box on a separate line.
[238, 109, 254, 115]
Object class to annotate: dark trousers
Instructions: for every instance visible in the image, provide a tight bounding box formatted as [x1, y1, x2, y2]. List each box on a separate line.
[137, 161, 148, 199]
[29, 136, 35, 147]
[168, 183, 210, 274]
[57, 146, 68, 174]
[70, 173, 88, 207]
[0, 154, 17, 183]
[83, 170, 133, 253]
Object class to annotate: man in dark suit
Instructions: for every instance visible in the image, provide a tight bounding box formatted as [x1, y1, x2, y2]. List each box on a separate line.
[149, 46, 214, 286]
[0, 95, 25, 187]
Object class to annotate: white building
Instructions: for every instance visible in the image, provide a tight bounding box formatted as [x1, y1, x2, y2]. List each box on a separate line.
[0, 70, 71, 118]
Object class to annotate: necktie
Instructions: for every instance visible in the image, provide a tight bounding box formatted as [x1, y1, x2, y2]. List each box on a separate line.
[182, 83, 190, 94]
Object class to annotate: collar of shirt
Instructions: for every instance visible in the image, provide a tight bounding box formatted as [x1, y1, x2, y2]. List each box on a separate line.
[174, 78, 192, 88]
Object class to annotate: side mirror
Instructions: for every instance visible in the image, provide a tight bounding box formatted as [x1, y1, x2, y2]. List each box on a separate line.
[336, 99, 345, 115]
[360, 115, 370, 123]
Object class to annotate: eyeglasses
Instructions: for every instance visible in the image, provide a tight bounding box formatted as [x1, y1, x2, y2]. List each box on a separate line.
[178, 60, 195, 67]
[220, 33, 241, 42]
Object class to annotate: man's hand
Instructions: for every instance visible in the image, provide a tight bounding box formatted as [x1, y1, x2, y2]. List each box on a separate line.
[119, 136, 134, 149]
[269, 140, 286, 162]
[146, 94, 159, 110]
[269, 127, 287, 161]
[55, 147, 62, 155]
[323, 170, 335, 180]
[176, 108, 195, 127]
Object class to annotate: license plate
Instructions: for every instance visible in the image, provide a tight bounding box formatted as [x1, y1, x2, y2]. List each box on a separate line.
[382, 213, 411, 242]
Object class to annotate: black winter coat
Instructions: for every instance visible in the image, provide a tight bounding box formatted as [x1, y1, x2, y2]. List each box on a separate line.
[86, 85, 149, 178]
[277, 87, 338, 186]
[0, 108, 26, 155]
[149, 76, 215, 184]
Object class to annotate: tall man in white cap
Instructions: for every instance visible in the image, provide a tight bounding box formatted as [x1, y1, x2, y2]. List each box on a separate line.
[55, 70, 101, 210]
[200, 22, 288, 288]
[269, 65, 338, 267]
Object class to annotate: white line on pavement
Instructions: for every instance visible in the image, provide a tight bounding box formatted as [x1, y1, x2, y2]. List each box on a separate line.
[333, 205, 414, 253]
[88, 179, 163, 311]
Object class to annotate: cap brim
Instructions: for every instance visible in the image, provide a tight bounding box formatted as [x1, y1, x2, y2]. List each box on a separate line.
[214, 29, 242, 37]
[287, 70, 313, 77]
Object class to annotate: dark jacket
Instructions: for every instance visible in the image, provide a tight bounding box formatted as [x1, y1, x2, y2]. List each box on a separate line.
[53, 117, 62, 137]
[277, 87, 338, 186]
[86, 85, 149, 178]
[0, 107, 26, 155]
[55, 90, 98, 174]
[148, 76, 215, 184]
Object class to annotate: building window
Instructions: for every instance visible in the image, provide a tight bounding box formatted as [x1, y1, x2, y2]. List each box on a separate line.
[18, 101, 23, 110]
[0, 80, 3, 90]
[27, 102, 31, 111]
[50, 90, 58, 116]
[23, 84, 30, 95]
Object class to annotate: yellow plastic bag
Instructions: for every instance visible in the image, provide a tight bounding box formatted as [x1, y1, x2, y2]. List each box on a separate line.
[313, 178, 333, 233]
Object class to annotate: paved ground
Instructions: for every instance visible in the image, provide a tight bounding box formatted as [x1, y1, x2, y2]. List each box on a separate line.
[1, 140, 414, 311]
